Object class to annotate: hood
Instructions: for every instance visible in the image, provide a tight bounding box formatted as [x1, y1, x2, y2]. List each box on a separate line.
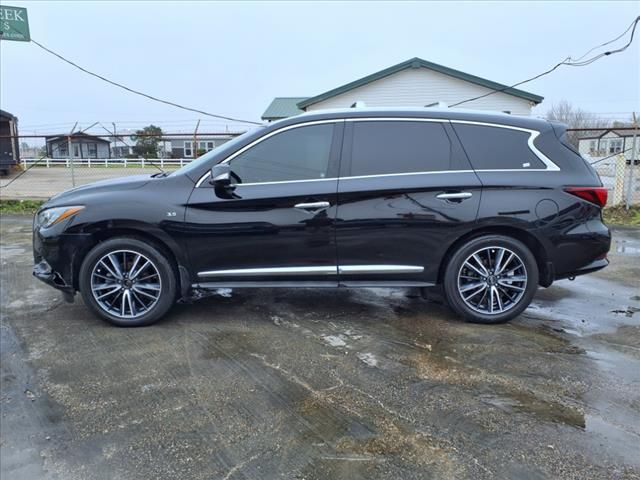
[46, 174, 152, 205]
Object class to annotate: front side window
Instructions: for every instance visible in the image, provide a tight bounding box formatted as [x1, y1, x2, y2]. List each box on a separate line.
[349, 121, 451, 176]
[229, 124, 334, 184]
[453, 124, 545, 170]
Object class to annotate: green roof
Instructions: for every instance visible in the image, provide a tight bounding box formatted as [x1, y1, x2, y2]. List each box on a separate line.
[261, 97, 308, 121]
[297, 57, 543, 109]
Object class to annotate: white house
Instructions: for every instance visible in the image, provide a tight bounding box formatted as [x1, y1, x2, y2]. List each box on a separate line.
[578, 129, 638, 165]
[161, 134, 237, 158]
[46, 132, 111, 159]
[262, 57, 543, 121]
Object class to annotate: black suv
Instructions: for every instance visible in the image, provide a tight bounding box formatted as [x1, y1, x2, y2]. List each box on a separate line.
[33, 108, 610, 326]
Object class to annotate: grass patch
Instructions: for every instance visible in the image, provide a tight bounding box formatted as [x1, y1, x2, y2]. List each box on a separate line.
[603, 205, 640, 227]
[0, 199, 44, 215]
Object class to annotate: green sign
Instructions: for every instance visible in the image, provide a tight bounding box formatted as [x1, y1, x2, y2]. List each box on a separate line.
[0, 6, 30, 42]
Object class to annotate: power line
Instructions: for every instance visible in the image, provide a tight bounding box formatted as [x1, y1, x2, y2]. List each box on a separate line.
[28, 38, 263, 126]
[450, 16, 640, 107]
[589, 147, 634, 165]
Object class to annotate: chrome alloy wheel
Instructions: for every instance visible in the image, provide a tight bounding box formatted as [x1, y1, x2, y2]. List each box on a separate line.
[90, 250, 162, 319]
[457, 246, 527, 315]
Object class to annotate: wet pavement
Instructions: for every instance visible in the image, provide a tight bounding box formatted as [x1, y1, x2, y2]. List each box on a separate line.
[1, 214, 639, 479]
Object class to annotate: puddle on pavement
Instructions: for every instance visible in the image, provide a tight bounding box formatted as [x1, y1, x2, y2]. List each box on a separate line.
[0, 245, 26, 260]
[614, 238, 640, 256]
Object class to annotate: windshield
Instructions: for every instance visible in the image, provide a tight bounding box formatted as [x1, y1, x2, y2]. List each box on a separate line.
[170, 126, 265, 177]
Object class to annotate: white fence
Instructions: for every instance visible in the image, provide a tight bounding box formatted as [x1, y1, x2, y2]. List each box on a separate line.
[21, 157, 193, 169]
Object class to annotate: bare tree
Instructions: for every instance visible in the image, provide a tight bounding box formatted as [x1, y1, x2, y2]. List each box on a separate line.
[545, 100, 609, 147]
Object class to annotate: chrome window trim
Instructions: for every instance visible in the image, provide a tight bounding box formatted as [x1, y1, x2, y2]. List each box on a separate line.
[344, 117, 447, 123]
[338, 169, 473, 181]
[198, 264, 424, 277]
[448, 119, 560, 171]
[211, 177, 338, 187]
[195, 117, 560, 187]
[196, 119, 343, 187]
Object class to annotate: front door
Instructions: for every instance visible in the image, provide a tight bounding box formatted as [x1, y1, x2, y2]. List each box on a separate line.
[335, 119, 482, 286]
[184, 121, 343, 286]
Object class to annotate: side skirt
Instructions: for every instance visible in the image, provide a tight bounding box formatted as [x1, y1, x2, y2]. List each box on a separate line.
[193, 280, 434, 290]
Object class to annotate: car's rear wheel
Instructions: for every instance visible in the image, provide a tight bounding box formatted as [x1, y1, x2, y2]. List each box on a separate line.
[443, 235, 538, 324]
[79, 238, 176, 327]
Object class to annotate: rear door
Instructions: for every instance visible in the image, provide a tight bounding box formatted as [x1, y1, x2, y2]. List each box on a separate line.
[335, 119, 482, 285]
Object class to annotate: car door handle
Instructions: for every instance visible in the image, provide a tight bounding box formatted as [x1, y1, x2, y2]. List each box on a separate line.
[436, 192, 473, 201]
[294, 201, 330, 212]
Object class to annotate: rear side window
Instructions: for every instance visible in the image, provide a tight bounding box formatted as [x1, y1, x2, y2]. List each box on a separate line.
[454, 124, 545, 170]
[349, 121, 451, 176]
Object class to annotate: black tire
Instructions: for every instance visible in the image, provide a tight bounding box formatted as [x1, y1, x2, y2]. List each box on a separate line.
[79, 238, 176, 327]
[443, 235, 539, 324]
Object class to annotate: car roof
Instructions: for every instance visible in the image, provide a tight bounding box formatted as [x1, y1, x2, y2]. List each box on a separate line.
[270, 107, 554, 132]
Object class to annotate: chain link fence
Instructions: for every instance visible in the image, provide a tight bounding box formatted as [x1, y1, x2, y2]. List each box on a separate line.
[575, 126, 639, 207]
[0, 131, 242, 199]
[1, 127, 639, 205]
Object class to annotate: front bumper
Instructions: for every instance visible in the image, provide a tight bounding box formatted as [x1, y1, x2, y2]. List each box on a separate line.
[32, 220, 94, 299]
[33, 259, 76, 302]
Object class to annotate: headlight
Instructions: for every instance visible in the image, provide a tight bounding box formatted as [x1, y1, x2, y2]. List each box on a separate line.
[37, 206, 84, 228]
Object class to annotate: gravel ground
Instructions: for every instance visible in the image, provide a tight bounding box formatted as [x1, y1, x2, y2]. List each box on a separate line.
[1, 215, 639, 480]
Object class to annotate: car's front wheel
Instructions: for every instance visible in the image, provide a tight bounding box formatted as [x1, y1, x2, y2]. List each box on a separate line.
[79, 238, 176, 327]
[443, 235, 539, 324]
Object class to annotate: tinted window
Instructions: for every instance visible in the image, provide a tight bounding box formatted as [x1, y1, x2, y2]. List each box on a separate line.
[454, 124, 545, 170]
[349, 121, 451, 176]
[230, 124, 334, 183]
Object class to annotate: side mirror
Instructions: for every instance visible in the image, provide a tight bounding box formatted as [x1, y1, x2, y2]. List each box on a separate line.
[209, 164, 232, 187]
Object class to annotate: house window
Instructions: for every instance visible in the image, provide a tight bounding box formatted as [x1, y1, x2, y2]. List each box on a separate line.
[58, 143, 68, 157]
[88, 143, 98, 158]
[74, 145, 80, 157]
[609, 138, 623, 154]
[184, 141, 193, 157]
[589, 140, 597, 153]
[207, 141, 214, 151]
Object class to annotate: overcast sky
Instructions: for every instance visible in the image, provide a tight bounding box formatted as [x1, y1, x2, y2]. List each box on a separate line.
[1, 1, 639, 135]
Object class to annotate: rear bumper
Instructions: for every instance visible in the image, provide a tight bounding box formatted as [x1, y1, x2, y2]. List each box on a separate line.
[549, 219, 611, 282]
[555, 257, 609, 280]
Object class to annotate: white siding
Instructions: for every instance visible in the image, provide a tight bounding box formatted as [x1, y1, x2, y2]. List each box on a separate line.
[305, 68, 535, 115]
[579, 131, 636, 165]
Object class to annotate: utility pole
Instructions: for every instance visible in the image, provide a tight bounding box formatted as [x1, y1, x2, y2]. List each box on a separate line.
[626, 112, 638, 210]
[193, 119, 200, 160]
[68, 122, 78, 187]
[112, 122, 117, 158]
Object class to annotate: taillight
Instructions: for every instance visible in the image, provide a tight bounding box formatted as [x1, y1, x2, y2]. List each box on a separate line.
[564, 187, 608, 208]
